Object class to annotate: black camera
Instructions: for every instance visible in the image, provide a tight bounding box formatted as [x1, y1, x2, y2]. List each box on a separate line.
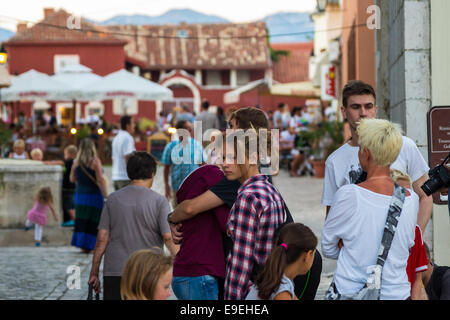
[421, 152, 450, 196]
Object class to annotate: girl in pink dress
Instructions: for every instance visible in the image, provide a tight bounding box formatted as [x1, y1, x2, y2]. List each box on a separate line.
[24, 187, 58, 247]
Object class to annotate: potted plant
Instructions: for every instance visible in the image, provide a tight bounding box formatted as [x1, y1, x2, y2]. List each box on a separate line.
[299, 120, 344, 178]
[321, 120, 345, 159]
[0, 121, 12, 157]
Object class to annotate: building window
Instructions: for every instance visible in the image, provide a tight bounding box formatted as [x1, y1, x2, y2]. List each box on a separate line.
[206, 70, 222, 86]
[85, 101, 105, 122]
[55, 102, 80, 126]
[54, 55, 80, 74]
[177, 30, 188, 38]
[237, 70, 250, 86]
[113, 98, 138, 115]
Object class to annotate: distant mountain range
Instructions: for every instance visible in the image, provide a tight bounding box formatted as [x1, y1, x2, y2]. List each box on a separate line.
[0, 9, 314, 43]
[99, 9, 230, 25]
[98, 9, 314, 43]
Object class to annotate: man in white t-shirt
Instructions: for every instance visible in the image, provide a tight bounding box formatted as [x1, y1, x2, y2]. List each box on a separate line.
[112, 116, 136, 191]
[321, 80, 432, 231]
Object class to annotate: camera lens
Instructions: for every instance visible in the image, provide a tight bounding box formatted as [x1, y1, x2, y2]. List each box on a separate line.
[421, 175, 443, 196]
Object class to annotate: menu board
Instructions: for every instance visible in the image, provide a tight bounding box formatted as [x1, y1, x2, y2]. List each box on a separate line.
[427, 106, 450, 205]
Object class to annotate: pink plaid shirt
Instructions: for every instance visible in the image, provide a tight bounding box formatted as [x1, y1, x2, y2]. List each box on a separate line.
[224, 174, 286, 300]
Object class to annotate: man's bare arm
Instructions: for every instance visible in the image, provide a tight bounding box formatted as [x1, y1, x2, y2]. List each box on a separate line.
[170, 190, 225, 223]
[88, 229, 109, 293]
[164, 164, 171, 199]
[412, 174, 433, 231]
[90, 230, 109, 274]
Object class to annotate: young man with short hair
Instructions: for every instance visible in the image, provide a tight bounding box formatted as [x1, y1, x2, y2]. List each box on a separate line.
[321, 80, 432, 232]
[161, 120, 206, 207]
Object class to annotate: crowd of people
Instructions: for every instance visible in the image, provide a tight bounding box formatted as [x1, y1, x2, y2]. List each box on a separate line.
[2, 84, 449, 301]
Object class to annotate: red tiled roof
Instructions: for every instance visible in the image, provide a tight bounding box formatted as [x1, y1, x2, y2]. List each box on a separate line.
[107, 22, 270, 70]
[271, 42, 313, 83]
[7, 9, 125, 44]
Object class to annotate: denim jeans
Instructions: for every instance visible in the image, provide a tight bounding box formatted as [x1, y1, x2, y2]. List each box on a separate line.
[172, 275, 219, 300]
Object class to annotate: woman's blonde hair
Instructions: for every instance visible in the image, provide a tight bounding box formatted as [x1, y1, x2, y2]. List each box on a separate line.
[390, 168, 412, 187]
[13, 139, 25, 149]
[75, 138, 97, 166]
[36, 186, 53, 205]
[357, 118, 403, 167]
[120, 248, 173, 300]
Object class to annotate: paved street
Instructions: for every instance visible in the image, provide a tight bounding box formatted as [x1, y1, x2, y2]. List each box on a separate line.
[0, 165, 333, 300]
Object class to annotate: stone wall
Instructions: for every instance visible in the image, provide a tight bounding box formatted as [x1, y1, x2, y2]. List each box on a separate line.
[0, 160, 62, 228]
[375, 0, 433, 256]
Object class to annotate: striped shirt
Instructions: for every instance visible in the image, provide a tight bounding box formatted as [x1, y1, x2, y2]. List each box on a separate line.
[224, 174, 286, 300]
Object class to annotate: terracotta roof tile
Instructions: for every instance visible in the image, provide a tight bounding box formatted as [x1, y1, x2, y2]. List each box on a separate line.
[7, 9, 125, 44]
[108, 22, 270, 69]
[272, 42, 313, 83]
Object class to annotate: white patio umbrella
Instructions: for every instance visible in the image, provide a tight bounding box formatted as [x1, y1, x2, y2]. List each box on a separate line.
[51, 63, 103, 125]
[0, 69, 76, 102]
[51, 63, 102, 95]
[0, 65, 11, 89]
[0, 69, 77, 133]
[80, 69, 173, 104]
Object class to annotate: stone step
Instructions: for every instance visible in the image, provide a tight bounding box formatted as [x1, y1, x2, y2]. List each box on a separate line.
[0, 226, 74, 247]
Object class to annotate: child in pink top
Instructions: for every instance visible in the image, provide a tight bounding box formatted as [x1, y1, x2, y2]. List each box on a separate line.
[25, 187, 58, 246]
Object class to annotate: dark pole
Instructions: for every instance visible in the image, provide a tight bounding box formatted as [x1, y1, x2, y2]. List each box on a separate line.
[72, 99, 76, 127]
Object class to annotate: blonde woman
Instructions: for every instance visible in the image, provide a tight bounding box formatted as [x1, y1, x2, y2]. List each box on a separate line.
[120, 249, 173, 300]
[322, 119, 419, 299]
[70, 138, 108, 253]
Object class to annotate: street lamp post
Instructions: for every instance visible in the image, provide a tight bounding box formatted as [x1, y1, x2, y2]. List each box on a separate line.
[317, 0, 327, 12]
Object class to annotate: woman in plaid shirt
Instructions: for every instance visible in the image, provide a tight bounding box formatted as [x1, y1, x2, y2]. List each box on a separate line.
[222, 130, 287, 300]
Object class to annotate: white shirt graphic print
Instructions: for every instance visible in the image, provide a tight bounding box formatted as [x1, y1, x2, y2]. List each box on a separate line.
[321, 136, 429, 207]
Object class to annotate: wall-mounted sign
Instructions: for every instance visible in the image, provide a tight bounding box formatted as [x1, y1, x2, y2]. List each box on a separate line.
[321, 64, 336, 101]
[427, 106, 450, 205]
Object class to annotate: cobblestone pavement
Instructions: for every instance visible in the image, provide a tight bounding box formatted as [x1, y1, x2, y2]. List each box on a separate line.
[0, 165, 333, 300]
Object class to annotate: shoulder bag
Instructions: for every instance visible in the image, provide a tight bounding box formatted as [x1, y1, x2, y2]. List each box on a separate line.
[325, 183, 406, 300]
[79, 162, 108, 198]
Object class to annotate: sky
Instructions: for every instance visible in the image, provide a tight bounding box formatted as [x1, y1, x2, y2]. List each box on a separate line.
[0, 0, 317, 31]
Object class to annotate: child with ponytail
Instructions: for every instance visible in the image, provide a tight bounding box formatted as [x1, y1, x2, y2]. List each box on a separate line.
[246, 223, 317, 300]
